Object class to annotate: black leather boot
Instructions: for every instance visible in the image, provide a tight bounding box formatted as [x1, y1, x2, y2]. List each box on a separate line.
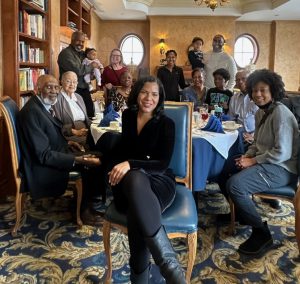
[130, 264, 150, 284]
[145, 226, 187, 284]
[238, 221, 273, 255]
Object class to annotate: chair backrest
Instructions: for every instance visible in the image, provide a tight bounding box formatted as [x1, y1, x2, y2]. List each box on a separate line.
[0, 96, 20, 180]
[164, 101, 193, 189]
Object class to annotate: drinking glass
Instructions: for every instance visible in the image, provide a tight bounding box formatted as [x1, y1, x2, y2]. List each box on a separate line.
[198, 104, 209, 121]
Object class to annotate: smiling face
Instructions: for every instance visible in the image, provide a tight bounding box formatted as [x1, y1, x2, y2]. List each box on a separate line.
[235, 71, 248, 93]
[110, 50, 122, 65]
[166, 51, 177, 67]
[192, 70, 204, 88]
[137, 82, 160, 115]
[37, 75, 60, 105]
[61, 72, 78, 96]
[71, 33, 85, 52]
[212, 35, 224, 53]
[120, 72, 133, 88]
[252, 81, 273, 106]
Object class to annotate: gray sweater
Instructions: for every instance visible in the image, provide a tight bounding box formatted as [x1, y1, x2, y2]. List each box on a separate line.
[245, 102, 298, 174]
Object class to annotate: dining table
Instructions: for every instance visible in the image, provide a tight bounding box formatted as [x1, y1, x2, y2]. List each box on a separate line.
[192, 128, 241, 192]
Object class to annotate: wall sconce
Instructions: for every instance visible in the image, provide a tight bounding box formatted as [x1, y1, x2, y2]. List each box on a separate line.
[159, 38, 165, 55]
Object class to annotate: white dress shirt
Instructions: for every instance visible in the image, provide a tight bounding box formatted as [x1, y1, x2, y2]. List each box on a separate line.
[228, 91, 258, 133]
[61, 91, 85, 121]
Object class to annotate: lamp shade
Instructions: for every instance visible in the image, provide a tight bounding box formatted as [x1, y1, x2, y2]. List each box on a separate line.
[159, 38, 165, 44]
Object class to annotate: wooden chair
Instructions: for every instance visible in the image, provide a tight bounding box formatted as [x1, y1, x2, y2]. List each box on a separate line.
[229, 174, 300, 255]
[0, 96, 83, 236]
[102, 101, 198, 283]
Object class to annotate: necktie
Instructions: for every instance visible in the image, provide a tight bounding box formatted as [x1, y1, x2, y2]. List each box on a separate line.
[49, 108, 55, 117]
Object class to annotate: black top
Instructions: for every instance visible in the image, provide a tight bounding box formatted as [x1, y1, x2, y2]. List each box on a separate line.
[188, 50, 204, 69]
[118, 108, 175, 174]
[205, 87, 233, 114]
[157, 65, 188, 101]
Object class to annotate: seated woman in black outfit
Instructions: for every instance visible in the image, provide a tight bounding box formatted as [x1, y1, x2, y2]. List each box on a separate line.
[108, 76, 186, 283]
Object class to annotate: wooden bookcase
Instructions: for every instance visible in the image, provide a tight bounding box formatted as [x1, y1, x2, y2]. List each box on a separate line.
[60, 0, 92, 38]
[1, 0, 51, 107]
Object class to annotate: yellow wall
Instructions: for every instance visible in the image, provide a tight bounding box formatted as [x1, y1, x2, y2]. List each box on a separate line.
[273, 21, 300, 91]
[2, 4, 300, 92]
[94, 19, 150, 70]
[148, 16, 236, 75]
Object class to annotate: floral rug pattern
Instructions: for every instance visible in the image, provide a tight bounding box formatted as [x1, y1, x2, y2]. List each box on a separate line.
[0, 185, 299, 284]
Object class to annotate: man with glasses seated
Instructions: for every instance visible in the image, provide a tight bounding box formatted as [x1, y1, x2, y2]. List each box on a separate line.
[17, 74, 104, 226]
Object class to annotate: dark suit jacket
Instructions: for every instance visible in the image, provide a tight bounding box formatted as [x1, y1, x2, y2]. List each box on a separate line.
[57, 45, 92, 89]
[17, 96, 75, 199]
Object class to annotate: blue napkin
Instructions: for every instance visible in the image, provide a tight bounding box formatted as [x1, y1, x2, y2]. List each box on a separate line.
[201, 115, 225, 133]
[99, 103, 120, 127]
[221, 114, 231, 121]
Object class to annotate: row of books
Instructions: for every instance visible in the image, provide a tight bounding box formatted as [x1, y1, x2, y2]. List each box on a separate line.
[19, 68, 45, 92]
[19, 10, 45, 39]
[19, 41, 44, 63]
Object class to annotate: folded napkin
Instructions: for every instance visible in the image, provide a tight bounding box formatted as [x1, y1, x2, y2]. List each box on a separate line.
[201, 115, 225, 133]
[99, 103, 120, 127]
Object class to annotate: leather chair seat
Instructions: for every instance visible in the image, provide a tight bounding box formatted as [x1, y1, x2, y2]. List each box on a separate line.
[105, 185, 198, 234]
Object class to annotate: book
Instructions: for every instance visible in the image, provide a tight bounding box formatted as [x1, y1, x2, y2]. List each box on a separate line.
[28, 0, 45, 10]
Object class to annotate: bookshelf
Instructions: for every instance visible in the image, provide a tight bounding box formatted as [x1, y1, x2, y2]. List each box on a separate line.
[60, 0, 92, 38]
[1, 0, 51, 107]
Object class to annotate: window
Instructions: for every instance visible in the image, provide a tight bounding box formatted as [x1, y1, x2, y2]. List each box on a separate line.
[234, 34, 258, 68]
[120, 34, 144, 66]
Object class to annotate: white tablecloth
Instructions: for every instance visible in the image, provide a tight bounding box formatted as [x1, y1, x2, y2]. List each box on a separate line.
[192, 129, 238, 159]
[90, 124, 121, 144]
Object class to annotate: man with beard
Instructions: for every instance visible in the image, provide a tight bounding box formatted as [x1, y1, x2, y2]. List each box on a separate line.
[17, 74, 104, 225]
[204, 34, 237, 91]
[58, 31, 99, 118]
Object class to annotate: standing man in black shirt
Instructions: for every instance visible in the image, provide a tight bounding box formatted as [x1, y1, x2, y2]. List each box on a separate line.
[58, 31, 99, 118]
[157, 50, 188, 101]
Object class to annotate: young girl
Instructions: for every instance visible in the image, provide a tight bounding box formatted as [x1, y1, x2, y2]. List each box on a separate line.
[188, 37, 205, 70]
[82, 48, 104, 91]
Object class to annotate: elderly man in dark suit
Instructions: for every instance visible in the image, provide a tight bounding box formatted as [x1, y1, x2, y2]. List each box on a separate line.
[17, 74, 103, 225]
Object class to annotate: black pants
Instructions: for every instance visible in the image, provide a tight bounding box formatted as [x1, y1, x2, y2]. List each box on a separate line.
[76, 87, 94, 118]
[112, 170, 168, 274]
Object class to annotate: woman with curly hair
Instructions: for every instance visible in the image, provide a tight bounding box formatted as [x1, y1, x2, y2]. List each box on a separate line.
[224, 69, 298, 255]
[108, 76, 186, 283]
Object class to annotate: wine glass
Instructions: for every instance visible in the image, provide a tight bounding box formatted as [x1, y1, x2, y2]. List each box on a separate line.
[198, 104, 209, 121]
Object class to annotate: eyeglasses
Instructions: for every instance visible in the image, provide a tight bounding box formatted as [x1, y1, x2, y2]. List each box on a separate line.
[64, 80, 78, 85]
[44, 84, 60, 91]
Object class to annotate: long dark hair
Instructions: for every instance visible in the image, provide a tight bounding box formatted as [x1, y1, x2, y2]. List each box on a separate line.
[128, 76, 165, 119]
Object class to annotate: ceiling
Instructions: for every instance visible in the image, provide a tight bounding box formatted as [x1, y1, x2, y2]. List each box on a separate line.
[89, 0, 300, 21]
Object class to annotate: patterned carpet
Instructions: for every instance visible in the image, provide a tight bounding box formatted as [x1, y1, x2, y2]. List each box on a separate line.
[0, 184, 299, 284]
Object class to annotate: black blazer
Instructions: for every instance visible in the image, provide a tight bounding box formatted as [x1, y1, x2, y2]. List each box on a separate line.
[17, 96, 75, 199]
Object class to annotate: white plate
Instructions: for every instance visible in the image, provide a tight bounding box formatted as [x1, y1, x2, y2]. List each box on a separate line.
[222, 123, 241, 131]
